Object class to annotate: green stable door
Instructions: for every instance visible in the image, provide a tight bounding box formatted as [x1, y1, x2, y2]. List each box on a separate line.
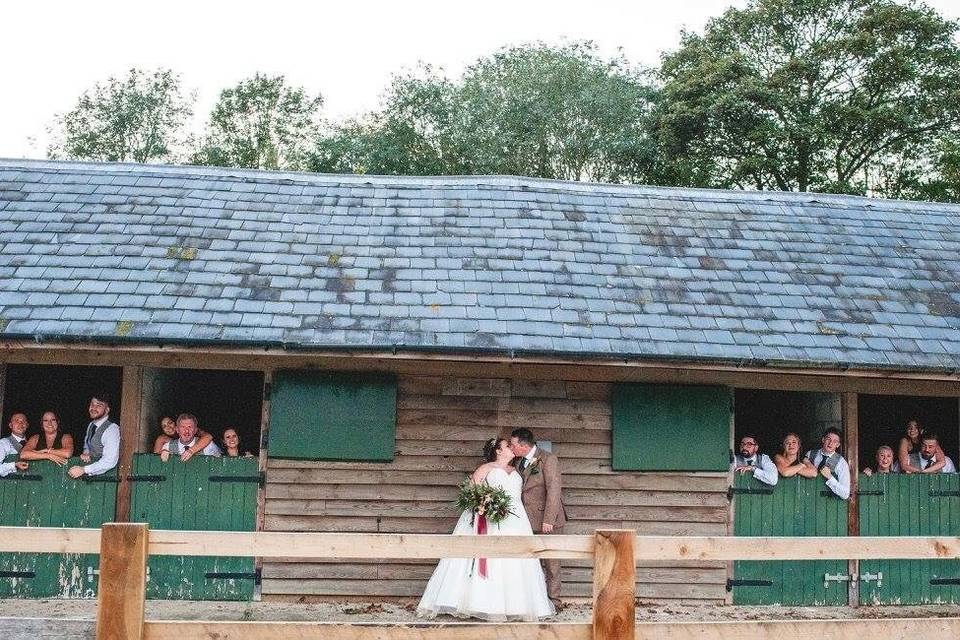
[0, 457, 117, 598]
[731, 474, 848, 605]
[129, 453, 259, 600]
[859, 473, 960, 605]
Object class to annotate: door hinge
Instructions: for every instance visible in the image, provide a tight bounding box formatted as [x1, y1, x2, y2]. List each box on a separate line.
[856, 489, 885, 496]
[726, 578, 773, 591]
[931, 577, 960, 586]
[860, 571, 883, 587]
[929, 490, 960, 498]
[205, 568, 261, 586]
[0, 570, 35, 578]
[209, 472, 265, 489]
[86, 567, 100, 583]
[727, 486, 774, 500]
[125, 474, 166, 482]
[824, 573, 853, 588]
[0, 473, 42, 482]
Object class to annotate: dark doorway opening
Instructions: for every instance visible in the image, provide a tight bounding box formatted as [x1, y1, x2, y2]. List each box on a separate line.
[2, 364, 123, 454]
[858, 395, 959, 472]
[734, 389, 842, 461]
[141, 368, 264, 456]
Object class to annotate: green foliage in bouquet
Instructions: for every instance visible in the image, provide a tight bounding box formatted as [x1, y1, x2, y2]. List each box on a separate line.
[454, 479, 514, 525]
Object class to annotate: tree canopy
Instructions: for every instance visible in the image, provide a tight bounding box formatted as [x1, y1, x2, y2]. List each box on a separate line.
[311, 43, 658, 182]
[654, 0, 960, 196]
[193, 74, 323, 171]
[48, 68, 193, 163]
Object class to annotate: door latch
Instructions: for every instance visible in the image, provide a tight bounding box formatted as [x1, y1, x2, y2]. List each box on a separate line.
[824, 572, 852, 588]
[860, 571, 883, 588]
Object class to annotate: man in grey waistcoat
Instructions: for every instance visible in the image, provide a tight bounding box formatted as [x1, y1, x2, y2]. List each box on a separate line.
[68, 395, 120, 479]
[732, 434, 778, 486]
[0, 412, 30, 476]
[803, 427, 850, 500]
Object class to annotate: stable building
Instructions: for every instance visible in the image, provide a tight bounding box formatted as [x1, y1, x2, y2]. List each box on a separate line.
[0, 158, 958, 606]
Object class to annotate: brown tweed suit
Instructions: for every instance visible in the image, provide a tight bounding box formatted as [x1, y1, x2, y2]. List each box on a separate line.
[518, 447, 566, 603]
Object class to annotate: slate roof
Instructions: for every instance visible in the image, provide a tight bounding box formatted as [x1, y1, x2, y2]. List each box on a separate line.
[0, 158, 959, 372]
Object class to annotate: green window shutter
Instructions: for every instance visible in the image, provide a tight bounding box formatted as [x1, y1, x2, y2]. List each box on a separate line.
[612, 383, 730, 471]
[268, 371, 396, 461]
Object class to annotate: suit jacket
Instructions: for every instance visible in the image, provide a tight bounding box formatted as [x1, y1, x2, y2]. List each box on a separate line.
[518, 448, 566, 531]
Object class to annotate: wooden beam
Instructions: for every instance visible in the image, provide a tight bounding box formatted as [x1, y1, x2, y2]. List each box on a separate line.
[96, 523, 148, 640]
[842, 392, 859, 607]
[3, 341, 960, 397]
[633, 535, 960, 561]
[146, 531, 596, 559]
[143, 622, 591, 640]
[593, 530, 635, 640]
[138, 618, 960, 640]
[0, 526, 100, 553]
[116, 366, 145, 522]
[254, 369, 273, 601]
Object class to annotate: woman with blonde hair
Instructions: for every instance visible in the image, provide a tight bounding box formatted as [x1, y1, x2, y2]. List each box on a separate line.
[773, 432, 817, 478]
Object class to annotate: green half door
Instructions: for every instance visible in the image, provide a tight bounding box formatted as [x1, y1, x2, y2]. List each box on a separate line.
[732, 474, 848, 605]
[0, 457, 117, 598]
[859, 473, 960, 604]
[129, 453, 258, 600]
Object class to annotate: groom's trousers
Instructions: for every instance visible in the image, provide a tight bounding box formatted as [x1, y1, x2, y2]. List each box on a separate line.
[541, 526, 563, 603]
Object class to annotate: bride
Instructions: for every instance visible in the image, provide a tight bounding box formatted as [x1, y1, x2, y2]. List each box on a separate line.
[416, 437, 555, 621]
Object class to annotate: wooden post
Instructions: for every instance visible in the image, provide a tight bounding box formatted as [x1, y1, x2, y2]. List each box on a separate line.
[254, 369, 273, 601]
[593, 529, 635, 640]
[117, 366, 145, 522]
[96, 523, 148, 640]
[843, 392, 859, 607]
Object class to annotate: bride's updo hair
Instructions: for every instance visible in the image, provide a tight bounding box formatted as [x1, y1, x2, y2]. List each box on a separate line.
[483, 437, 507, 462]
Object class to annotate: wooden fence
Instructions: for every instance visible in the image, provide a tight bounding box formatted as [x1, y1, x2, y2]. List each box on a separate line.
[3, 526, 960, 639]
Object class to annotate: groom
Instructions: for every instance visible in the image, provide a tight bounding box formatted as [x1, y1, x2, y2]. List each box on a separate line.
[509, 427, 566, 609]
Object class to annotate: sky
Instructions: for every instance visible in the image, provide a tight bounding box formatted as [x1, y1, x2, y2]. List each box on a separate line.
[3, 0, 960, 159]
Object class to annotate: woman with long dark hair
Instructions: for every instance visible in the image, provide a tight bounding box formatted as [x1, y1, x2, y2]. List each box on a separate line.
[20, 411, 74, 466]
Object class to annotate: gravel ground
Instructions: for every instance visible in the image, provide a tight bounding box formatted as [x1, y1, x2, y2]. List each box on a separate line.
[1, 599, 960, 622]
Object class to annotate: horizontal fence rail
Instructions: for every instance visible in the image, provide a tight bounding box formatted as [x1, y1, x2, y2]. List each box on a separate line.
[4, 526, 960, 561]
[3, 526, 960, 640]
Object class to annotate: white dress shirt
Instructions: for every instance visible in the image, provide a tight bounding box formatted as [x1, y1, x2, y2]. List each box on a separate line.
[735, 453, 779, 487]
[163, 437, 222, 457]
[83, 420, 121, 476]
[0, 436, 26, 477]
[919, 454, 957, 473]
[807, 449, 851, 500]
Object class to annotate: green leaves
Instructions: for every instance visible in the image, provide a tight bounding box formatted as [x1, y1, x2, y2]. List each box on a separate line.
[192, 74, 323, 171]
[310, 42, 658, 182]
[48, 68, 193, 163]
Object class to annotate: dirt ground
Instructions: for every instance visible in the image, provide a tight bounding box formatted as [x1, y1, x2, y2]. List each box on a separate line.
[1, 599, 960, 622]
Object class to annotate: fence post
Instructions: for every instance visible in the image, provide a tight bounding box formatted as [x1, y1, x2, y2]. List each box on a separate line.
[593, 529, 635, 640]
[96, 523, 148, 640]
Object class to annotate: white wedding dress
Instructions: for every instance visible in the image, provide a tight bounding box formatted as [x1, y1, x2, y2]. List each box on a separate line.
[416, 466, 555, 621]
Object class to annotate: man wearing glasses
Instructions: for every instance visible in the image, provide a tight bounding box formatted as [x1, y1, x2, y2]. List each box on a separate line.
[733, 434, 778, 486]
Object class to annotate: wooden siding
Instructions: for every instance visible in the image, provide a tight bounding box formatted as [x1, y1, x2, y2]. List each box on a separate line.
[262, 375, 728, 604]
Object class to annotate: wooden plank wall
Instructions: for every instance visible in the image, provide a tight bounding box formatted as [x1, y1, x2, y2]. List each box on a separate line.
[261, 375, 728, 604]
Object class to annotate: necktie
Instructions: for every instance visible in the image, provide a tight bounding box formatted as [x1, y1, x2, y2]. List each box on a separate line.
[518, 458, 527, 473]
[85, 422, 96, 451]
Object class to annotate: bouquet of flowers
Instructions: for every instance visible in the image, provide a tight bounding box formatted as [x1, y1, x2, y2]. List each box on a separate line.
[454, 479, 514, 525]
[454, 479, 514, 578]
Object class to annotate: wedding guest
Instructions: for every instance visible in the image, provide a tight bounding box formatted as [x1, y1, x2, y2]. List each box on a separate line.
[910, 433, 955, 473]
[803, 427, 850, 500]
[897, 419, 947, 474]
[153, 415, 214, 458]
[862, 445, 898, 476]
[221, 428, 254, 458]
[20, 411, 74, 466]
[68, 395, 119, 479]
[0, 413, 30, 476]
[732, 434, 778, 486]
[160, 414, 221, 460]
[773, 433, 818, 478]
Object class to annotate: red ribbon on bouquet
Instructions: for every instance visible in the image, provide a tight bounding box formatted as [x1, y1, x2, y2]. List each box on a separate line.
[476, 513, 488, 578]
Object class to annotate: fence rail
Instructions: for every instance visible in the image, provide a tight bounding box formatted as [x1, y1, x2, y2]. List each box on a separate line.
[3, 526, 960, 639]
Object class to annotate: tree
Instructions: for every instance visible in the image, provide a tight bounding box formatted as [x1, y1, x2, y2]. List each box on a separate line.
[48, 68, 193, 163]
[311, 43, 658, 182]
[193, 74, 322, 171]
[654, 0, 960, 196]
